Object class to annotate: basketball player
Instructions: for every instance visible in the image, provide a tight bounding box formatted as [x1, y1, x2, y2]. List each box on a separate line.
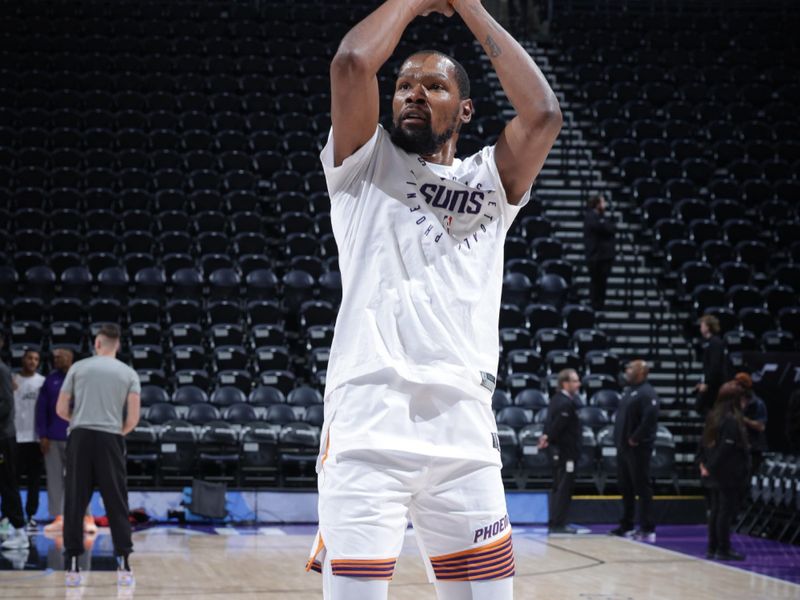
[306, 1, 561, 598]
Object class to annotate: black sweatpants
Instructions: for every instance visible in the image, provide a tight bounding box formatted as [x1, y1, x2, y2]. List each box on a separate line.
[64, 428, 132, 558]
[549, 455, 576, 528]
[587, 259, 613, 311]
[0, 437, 25, 529]
[708, 487, 741, 553]
[17, 441, 43, 520]
[617, 446, 655, 532]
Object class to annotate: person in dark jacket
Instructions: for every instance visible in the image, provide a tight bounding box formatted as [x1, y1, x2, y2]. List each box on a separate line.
[538, 369, 582, 534]
[583, 193, 616, 311]
[699, 381, 750, 561]
[734, 372, 767, 476]
[0, 332, 29, 550]
[695, 315, 726, 417]
[610, 359, 660, 542]
[36, 347, 95, 534]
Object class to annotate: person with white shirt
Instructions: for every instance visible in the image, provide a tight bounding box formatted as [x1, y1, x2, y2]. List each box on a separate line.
[12, 349, 45, 530]
[304, 1, 561, 598]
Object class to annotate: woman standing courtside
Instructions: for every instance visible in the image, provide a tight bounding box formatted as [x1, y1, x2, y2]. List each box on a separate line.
[699, 381, 750, 561]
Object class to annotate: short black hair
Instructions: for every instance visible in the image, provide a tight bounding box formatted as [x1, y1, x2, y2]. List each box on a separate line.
[403, 50, 470, 100]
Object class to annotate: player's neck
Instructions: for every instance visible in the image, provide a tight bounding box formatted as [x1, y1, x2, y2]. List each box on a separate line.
[420, 137, 458, 166]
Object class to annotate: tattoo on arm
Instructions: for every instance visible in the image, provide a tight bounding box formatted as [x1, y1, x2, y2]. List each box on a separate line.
[485, 34, 502, 58]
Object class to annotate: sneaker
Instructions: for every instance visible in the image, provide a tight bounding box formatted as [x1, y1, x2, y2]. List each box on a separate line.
[65, 570, 83, 587]
[705, 548, 717, 559]
[608, 526, 635, 538]
[44, 515, 63, 533]
[549, 525, 579, 535]
[1, 528, 30, 550]
[65, 556, 82, 587]
[0, 517, 10, 537]
[83, 516, 97, 534]
[25, 518, 38, 532]
[116, 555, 135, 587]
[634, 530, 656, 543]
[715, 549, 746, 561]
[117, 569, 135, 587]
[1, 548, 29, 569]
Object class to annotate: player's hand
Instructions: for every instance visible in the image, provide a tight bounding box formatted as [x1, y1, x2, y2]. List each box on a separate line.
[418, 0, 455, 17]
[699, 463, 709, 478]
[696, 383, 708, 393]
[40, 438, 50, 455]
[628, 437, 638, 447]
[12, 376, 19, 391]
[537, 434, 548, 449]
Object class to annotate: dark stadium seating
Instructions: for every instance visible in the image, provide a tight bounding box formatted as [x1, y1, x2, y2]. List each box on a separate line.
[2, 0, 794, 494]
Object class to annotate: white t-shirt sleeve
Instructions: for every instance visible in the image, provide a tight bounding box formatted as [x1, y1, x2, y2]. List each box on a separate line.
[481, 144, 531, 230]
[319, 125, 382, 198]
[129, 369, 142, 395]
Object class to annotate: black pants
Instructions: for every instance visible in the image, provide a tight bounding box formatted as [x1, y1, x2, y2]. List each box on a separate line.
[64, 429, 132, 558]
[587, 259, 613, 311]
[708, 487, 742, 553]
[17, 441, 43, 520]
[549, 455, 576, 528]
[617, 446, 654, 532]
[0, 437, 25, 529]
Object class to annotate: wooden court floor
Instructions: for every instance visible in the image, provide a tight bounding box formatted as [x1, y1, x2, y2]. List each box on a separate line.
[2, 527, 798, 599]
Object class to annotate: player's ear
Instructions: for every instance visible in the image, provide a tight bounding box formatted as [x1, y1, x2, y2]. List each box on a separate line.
[460, 98, 474, 124]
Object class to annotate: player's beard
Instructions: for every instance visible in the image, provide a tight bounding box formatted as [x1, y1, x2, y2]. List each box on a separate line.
[390, 111, 460, 156]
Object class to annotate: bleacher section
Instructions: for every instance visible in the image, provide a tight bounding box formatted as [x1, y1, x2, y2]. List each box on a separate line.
[545, 4, 800, 359]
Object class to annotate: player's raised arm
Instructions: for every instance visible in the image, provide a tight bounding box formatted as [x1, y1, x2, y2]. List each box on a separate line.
[329, 0, 454, 167]
[452, 0, 562, 204]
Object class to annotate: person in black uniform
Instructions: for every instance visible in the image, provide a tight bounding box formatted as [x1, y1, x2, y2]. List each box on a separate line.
[734, 372, 767, 476]
[583, 193, 616, 312]
[610, 359, 660, 542]
[0, 332, 29, 550]
[538, 368, 582, 534]
[698, 381, 750, 561]
[695, 314, 726, 417]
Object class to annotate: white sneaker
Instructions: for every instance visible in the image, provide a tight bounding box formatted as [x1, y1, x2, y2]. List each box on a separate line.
[65, 555, 82, 587]
[1, 548, 29, 569]
[116, 555, 135, 587]
[117, 569, 135, 587]
[635, 530, 656, 543]
[25, 518, 38, 532]
[0, 517, 10, 537]
[1, 528, 30, 550]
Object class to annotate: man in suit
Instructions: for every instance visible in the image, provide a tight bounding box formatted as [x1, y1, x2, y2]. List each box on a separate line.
[583, 193, 616, 311]
[610, 359, 660, 542]
[538, 369, 582, 534]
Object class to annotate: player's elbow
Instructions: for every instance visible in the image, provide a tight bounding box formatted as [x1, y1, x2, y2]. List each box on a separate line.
[534, 102, 563, 133]
[521, 102, 562, 140]
[331, 48, 372, 82]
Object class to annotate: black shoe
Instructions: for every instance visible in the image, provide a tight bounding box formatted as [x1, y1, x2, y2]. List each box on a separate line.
[549, 526, 579, 535]
[705, 549, 717, 559]
[716, 549, 746, 561]
[608, 526, 635, 538]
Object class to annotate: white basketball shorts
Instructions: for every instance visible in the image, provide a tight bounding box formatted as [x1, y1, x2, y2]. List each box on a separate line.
[306, 372, 514, 582]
